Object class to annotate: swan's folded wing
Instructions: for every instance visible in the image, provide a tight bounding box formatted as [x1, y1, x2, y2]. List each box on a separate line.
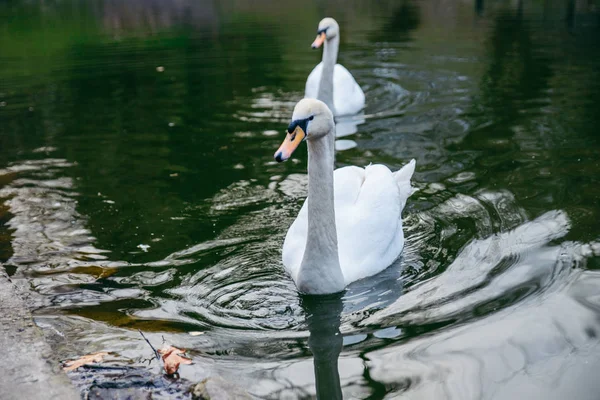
[333, 166, 365, 204]
[393, 159, 416, 211]
[335, 165, 403, 283]
[333, 64, 365, 116]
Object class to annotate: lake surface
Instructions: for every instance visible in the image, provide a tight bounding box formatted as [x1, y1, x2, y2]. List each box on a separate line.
[1, 0, 600, 398]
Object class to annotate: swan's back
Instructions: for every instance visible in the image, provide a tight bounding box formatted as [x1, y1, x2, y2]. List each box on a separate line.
[282, 160, 416, 285]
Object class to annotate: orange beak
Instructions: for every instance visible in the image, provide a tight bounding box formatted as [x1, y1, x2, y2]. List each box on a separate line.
[274, 125, 306, 162]
[311, 32, 326, 49]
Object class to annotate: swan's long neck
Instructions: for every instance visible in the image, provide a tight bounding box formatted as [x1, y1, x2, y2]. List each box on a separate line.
[296, 129, 344, 294]
[317, 36, 339, 114]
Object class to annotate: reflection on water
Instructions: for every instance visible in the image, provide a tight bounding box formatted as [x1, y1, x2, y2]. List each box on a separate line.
[1, 0, 600, 398]
[303, 294, 344, 400]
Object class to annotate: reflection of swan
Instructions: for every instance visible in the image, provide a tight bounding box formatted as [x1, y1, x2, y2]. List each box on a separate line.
[333, 113, 365, 152]
[274, 99, 415, 294]
[333, 110, 364, 152]
[334, 113, 365, 138]
[302, 293, 344, 400]
[305, 17, 365, 117]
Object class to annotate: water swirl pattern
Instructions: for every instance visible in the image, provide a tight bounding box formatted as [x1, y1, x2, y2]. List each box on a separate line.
[1, 0, 600, 398]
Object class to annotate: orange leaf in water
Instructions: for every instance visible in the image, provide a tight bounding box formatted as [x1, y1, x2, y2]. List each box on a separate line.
[157, 345, 192, 375]
[63, 352, 109, 372]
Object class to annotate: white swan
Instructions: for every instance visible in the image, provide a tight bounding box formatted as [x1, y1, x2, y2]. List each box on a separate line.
[305, 17, 365, 117]
[274, 99, 415, 294]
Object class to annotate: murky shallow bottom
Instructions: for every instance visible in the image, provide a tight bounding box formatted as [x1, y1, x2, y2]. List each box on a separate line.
[1, 0, 600, 398]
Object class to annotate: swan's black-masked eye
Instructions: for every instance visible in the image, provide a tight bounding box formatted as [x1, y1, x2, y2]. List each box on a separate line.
[309, 115, 314, 121]
[287, 118, 310, 137]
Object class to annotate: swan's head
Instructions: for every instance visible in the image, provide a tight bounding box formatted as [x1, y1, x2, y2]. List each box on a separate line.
[311, 17, 340, 49]
[274, 99, 334, 162]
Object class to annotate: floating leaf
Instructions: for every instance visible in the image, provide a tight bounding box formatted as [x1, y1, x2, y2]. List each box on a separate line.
[157, 345, 192, 375]
[63, 352, 108, 372]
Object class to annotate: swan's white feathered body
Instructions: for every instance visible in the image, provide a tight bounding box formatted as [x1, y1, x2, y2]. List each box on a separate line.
[282, 160, 415, 285]
[305, 62, 365, 116]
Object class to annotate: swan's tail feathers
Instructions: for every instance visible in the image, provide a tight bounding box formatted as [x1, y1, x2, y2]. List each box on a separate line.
[394, 159, 415, 182]
[394, 159, 416, 210]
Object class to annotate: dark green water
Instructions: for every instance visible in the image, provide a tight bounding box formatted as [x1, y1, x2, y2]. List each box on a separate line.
[1, 0, 600, 398]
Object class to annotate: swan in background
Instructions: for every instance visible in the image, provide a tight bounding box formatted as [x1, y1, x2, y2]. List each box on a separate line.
[305, 17, 365, 117]
[274, 99, 415, 294]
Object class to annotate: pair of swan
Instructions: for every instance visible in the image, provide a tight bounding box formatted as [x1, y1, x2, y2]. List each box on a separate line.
[274, 18, 416, 294]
